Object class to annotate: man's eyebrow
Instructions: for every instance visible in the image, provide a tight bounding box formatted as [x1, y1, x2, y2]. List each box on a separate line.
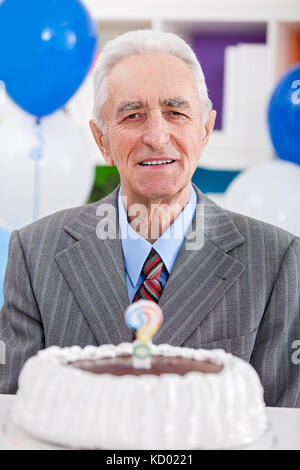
[115, 97, 190, 119]
[116, 101, 143, 118]
[163, 98, 190, 108]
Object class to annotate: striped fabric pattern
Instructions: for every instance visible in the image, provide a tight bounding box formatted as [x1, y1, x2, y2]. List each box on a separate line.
[133, 248, 164, 303]
[0, 184, 299, 408]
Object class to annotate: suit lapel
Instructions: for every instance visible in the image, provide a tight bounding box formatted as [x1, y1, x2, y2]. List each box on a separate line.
[55, 187, 132, 345]
[155, 187, 245, 346]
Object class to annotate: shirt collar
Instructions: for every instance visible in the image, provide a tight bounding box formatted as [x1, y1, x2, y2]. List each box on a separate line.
[118, 185, 197, 287]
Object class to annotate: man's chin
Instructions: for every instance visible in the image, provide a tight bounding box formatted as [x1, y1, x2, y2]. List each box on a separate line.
[134, 185, 185, 204]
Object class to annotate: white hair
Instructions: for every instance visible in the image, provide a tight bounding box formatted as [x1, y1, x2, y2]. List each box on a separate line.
[92, 29, 213, 132]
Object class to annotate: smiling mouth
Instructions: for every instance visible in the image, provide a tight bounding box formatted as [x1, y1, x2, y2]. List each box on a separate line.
[139, 159, 175, 166]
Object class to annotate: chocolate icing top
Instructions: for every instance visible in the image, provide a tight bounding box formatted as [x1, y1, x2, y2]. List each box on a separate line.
[68, 354, 223, 376]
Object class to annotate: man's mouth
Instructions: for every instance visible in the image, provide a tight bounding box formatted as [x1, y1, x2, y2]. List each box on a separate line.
[139, 159, 175, 166]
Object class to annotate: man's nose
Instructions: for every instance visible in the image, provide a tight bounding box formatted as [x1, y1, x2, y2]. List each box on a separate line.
[142, 112, 170, 149]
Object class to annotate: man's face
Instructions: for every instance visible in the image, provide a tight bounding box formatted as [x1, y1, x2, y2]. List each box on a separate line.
[91, 52, 216, 205]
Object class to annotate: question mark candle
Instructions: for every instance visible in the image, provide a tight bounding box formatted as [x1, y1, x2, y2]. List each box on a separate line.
[125, 300, 163, 369]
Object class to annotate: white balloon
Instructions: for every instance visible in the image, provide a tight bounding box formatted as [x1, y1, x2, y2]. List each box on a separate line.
[66, 72, 94, 129]
[0, 91, 24, 124]
[65, 71, 105, 165]
[223, 160, 300, 236]
[0, 216, 9, 231]
[0, 102, 95, 230]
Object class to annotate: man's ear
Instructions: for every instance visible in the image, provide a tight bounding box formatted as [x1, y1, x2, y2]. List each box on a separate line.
[201, 110, 216, 146]
[89, 119, 114, 166]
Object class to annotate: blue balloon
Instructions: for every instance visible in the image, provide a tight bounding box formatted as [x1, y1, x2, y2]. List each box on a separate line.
[0, 0, 98, 117]
[0, 228, 10, 309]
[267, 63, 300, 165]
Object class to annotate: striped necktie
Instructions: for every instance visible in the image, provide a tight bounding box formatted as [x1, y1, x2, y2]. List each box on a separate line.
[133, 248, 164, 303]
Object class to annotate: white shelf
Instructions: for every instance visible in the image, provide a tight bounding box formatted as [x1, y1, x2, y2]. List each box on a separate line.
[97, 19, 152, 45]
[83, 0, 300, 22]
[198, 131, 274, 170]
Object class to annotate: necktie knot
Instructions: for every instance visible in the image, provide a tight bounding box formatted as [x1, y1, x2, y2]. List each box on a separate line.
[142, 248, 164, 279]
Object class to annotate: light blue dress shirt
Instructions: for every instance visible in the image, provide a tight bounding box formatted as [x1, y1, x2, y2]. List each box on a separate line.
[118, 185, 197, 303]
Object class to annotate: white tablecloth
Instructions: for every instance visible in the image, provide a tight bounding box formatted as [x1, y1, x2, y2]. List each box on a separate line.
[0, 394, 299, 450]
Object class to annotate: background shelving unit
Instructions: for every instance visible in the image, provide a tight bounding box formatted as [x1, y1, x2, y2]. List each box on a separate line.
[77, 0, 300, 171]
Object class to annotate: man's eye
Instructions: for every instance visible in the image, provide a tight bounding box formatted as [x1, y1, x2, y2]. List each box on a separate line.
[125, 113, 141, 120]
[165, 111, 185, 118]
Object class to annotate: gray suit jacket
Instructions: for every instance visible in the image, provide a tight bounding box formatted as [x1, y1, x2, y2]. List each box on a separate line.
[1, 185, 300, 406]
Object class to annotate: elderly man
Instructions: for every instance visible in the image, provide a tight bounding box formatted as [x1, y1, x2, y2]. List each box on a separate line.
[0, 30, 299, 406]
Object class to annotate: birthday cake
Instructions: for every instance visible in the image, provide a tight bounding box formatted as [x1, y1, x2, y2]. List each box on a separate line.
[11, 342, 268, 449]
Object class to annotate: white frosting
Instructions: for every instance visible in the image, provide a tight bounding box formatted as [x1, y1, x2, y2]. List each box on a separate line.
[11, 344, 268, 449]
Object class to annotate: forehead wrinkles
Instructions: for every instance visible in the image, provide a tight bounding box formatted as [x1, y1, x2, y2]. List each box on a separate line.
[108, 53, 196, 91]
